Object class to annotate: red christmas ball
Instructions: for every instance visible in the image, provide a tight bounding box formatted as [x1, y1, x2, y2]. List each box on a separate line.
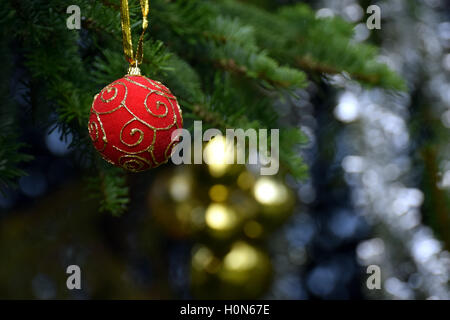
[88, 75, 183, 172]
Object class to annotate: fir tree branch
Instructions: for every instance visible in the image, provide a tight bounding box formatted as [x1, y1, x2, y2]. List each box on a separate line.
[296, 56, 381, 86]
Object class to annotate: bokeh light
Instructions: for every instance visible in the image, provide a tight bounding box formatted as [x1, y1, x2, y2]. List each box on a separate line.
[254, 177, 288, 206]
[205, 203, 237, 232]
[204, 136, 234, 177]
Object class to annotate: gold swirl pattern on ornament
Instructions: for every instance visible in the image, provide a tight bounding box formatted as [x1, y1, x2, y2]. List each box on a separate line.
[88, 94, 109, 152]
[164, 137, 180, 159]
[119, 155, 151, 173]
[124, 77, 174, 100]
[119, 118, 145, 147]
[93, 82, 128, 115]
[144, 97, 169, 118]
[100, 154, 116, 166]
[145, 78, 172, 95]
[114, 123, 156, 155]
[119, 81, 178, 132]
[89, 76, 183, 171]
[96, 113, 108, 152]
[101, 86, 118, 103]
[88, 121, 99, 142]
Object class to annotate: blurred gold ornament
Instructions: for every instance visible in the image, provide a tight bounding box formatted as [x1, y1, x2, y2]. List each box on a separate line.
[252, 176, 295, 229]
[147, 167, 207, 238]
[191, 241, 272, 299]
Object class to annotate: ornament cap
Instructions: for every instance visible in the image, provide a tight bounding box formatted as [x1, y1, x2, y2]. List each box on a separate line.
[127, 65, 141, 76]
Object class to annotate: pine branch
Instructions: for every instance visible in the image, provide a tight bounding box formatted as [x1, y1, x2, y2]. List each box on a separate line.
[212, 0, 406, 90]
[86, 167, 130, 216]
[0, 0, 406, 215]
[296, 56, 381, 86]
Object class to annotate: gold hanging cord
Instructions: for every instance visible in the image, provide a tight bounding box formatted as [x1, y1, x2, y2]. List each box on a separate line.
[120, 0, 149, 75]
